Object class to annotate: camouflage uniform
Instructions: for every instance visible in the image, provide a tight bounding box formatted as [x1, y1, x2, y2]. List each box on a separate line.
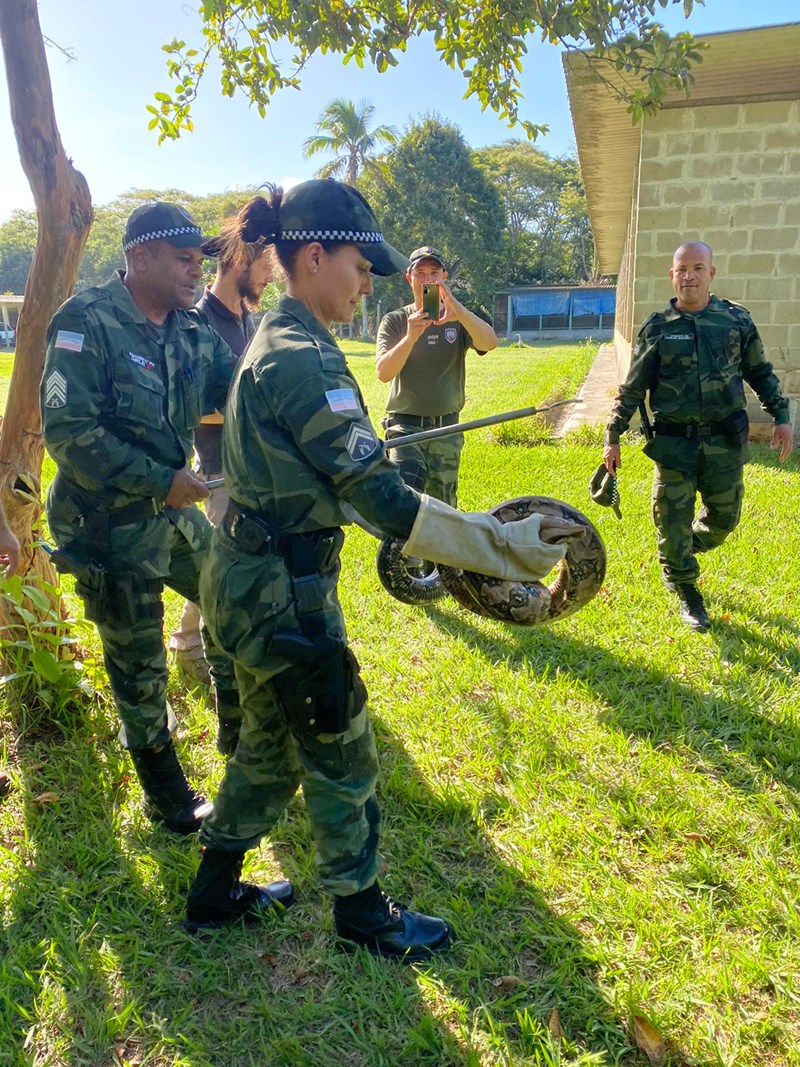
[605, 294, 790, 585]
[198, 295, 419, 895]
[376, 305, 480, 506]
[41, 272, 238, 750]
[169, 287, 256, 678]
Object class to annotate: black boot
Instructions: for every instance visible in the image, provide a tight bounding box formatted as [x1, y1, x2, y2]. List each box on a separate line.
[214, 688, 242, 757]
[675, 583, 710, 632]
[185, 848, 295, 932]
[129, 740, 212, 835]
[333, 883, 452, 962]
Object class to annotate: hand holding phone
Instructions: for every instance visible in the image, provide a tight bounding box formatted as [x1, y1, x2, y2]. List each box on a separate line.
[422, 283, 440, 320]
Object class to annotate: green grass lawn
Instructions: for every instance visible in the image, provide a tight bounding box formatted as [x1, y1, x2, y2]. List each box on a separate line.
[0, 351, 13, 415]
[1, 341, 800, 1066]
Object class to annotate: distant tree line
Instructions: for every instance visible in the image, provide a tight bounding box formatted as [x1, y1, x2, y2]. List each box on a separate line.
[0, 119, 598, 319]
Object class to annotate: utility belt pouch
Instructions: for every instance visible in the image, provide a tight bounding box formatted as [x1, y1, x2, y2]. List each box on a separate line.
[56, 541, 160, 627]
[722, 409, 749, 446]
[51, 542, 107, 623]
[269, 633, 366, 736]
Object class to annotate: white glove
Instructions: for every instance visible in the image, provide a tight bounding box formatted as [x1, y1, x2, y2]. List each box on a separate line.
[402, 495, 572, 582]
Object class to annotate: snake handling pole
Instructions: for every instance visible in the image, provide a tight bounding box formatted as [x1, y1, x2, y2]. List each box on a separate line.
[380, 398, 579, 451]
[203, 399, 580, 496]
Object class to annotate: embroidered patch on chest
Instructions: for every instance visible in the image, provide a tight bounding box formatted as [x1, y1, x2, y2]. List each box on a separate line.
[444, 328, 457, 343]
[55, 330, 84, 352]
[345, 423, 379, 462]
[44, 369, 68, 408]
[129, 352, 156, 371]
[326, 388, 360, 413]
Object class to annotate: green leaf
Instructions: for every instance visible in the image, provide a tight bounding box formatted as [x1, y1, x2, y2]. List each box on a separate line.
[30, 649, 64, 684]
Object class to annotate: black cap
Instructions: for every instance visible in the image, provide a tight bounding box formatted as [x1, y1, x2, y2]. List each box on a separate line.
[123, 202, 215, 254]
[589, 463, 622, 520]
[278, 179, 408, 276]
[408, 246, 447, 271]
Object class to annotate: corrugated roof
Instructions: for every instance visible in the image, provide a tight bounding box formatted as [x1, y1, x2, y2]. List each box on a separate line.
[563, 23, 800, 274]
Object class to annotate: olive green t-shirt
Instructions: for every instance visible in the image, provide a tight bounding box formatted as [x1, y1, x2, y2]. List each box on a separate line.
[376, 304, 479, 416]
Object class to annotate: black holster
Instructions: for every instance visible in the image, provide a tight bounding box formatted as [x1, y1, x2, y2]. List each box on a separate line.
[270, 633, 367, 736]
[269, 525, 365, 735]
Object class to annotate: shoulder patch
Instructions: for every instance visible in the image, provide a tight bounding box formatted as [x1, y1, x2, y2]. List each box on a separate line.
[345, 423, 379, 462]
[326, 388, 361, 413]
[44, 369, 68, 408]
[55, 330, 84, 353]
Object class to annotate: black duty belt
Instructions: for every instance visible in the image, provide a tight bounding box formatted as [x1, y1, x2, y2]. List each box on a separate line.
[386, 412, 459, 430]
[222, 500, 340, 564]
[653, 421, 727, 439]
[222, 500, 285, 556]
[80, 496, 163, 530]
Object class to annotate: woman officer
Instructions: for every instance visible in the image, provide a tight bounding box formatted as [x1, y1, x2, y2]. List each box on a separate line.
[185, 179, 570, 960]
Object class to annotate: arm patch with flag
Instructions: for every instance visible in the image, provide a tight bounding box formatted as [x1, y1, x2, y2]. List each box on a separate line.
[55, 330, 84, 352]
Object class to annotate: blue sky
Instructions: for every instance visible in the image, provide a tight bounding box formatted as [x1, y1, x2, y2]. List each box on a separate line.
[0, 0, 796, 222]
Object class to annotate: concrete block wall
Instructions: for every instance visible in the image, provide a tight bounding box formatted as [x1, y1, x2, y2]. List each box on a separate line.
[626, 99, 800, 429]
[613, 179, 639, 380]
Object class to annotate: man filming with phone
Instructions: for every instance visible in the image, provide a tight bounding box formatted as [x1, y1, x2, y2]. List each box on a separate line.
[376, 246, 497, 506]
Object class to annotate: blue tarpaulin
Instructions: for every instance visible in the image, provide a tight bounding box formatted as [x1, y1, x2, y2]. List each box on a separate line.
[572, 290, 616, 316]
[512, 291, 570, 316]
[511, 288, 615, 322]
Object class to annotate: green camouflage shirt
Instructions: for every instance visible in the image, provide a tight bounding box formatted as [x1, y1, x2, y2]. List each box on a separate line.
[606, 295, 790, 452]
[42, 272, 237, 559]
[376, 304, 478, 416]
[223, 296, 419, 538]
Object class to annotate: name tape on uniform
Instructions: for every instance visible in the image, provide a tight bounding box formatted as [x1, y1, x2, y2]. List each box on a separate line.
[129, 352, 156, 371]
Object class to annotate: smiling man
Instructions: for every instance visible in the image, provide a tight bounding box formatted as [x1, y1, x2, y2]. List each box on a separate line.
[41, 202, 238, 836]
[602, 240, 793, 632]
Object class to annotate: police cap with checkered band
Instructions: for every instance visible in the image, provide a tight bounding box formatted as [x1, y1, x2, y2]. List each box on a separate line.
[122, 202, 215, 254]
[278, 179, 409, 276]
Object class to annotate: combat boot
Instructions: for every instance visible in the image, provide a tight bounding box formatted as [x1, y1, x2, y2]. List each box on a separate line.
[129, 740, 212, 835]
[173, 646, 211, 688]
[333, 883, 452, 962]
[214, 688, 242, 757]
[185, 848, 295, 932]
[675, 583, 710, 633]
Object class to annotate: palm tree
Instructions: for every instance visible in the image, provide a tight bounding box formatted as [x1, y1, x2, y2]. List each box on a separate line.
[302, 98, 398, 187]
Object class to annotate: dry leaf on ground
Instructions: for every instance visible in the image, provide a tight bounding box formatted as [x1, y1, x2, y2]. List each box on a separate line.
[548, 1008, 563, 1041]
[632, 1015, 667, 1066]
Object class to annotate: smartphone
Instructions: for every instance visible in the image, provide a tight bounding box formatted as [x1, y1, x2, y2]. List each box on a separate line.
[422, 283, 440, 320]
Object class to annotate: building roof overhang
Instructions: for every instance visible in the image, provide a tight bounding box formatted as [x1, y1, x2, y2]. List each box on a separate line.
[563, 23, 800, 274]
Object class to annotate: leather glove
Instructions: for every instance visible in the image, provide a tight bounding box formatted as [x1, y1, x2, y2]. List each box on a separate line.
[402, 494, 573, 581]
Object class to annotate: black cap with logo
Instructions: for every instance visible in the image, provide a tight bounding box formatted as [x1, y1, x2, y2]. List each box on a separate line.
[122, 202, 215, 254]
[589, 463, 622, 520]
[278, 179, 408, 276]
[408, 246, 447, 271]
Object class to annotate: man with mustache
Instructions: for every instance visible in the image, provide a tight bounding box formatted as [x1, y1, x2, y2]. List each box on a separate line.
[602, 240, 793, 632]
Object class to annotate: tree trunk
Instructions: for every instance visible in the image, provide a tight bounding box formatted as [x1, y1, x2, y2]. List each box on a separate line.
[0, 0, 93, 631]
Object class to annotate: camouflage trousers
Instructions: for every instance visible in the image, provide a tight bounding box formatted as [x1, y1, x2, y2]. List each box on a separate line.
[199, 528, 382, 895]
[652, 460, 744, 585]
[385, 417, 464, 507]
[75, 509, 235, 751]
